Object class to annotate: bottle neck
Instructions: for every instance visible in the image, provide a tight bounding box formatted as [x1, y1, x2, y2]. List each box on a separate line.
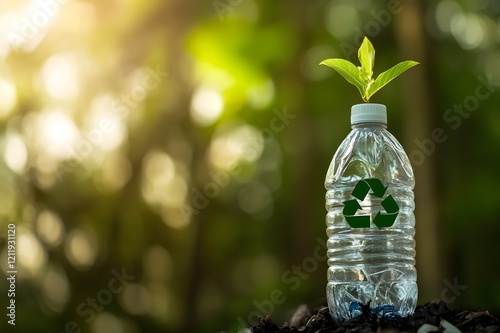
[351, 122, 387, 130]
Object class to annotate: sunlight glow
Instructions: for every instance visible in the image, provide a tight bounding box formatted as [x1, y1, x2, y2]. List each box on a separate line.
[0, 79, 17, 119]
[87, 95, 126, 152]
[1, 3, 51, 53]
[209, 124, 264, 170]
[4, 134, 27, 173]
[36, 110, 80, 160]
[190, 88, 224, 127]
[59, 1, 96, 34]
[0, 13, 16, 58]
[42, 54, 80, 101]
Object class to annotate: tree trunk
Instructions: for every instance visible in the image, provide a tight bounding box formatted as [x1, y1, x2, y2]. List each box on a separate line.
[394, 0, 444, 301]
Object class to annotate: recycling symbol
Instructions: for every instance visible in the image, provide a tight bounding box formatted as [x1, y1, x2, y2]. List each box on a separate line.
[342, 178, 399, 229]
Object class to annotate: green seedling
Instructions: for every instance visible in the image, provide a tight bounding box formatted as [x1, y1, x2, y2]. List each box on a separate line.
[320, 37, 419, 102]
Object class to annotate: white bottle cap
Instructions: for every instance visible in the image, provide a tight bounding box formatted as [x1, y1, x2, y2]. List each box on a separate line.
[351, 103, 387, 125]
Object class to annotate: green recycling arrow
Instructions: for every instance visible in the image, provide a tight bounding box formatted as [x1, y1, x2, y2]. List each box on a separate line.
[342, 178, 399, 229]
[343, 199, 370, 228]
[351, 178, 388, 200]
[373, 195, 399, 229]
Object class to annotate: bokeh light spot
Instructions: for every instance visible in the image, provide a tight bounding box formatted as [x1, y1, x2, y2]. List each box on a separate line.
[94, 153, 132, 193]
[92, 313, 124, 333]
[4, 134, 27, 173]
[141, 150, 188, 209]
[190, 88, 224, 127]
[42, 54, 80, 101]
[325, 4, 360, 39]
[36, 209, 65, 247]
[17, 227, 47, 277]
[160, 207, 191, 229]
[42, 267, 70, 313]
[147, 283, 171, 319]
[451, 13, 485, 49]
[87, 95, 127, 152]
[435, 0, 462, 33]
[64, 229, 97, 271]
[238, 182, 273, 218]
[35, 110, 80, 160]
[121, 283, 152, 315]
[143, 150, 175, 184]
[143, 245, 173, 282]
[0, 79, 17, 119]
[209, 124, 264, 170]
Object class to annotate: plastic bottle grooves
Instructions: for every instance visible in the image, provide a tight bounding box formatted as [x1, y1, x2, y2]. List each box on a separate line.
[325, 120, 417, 320]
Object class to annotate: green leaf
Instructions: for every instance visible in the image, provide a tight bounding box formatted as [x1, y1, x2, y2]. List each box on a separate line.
[320, 58, 364, 97]
[319, 37, 419, 102]
[366, 60, 419, 101]
[358, 37, 375, 83]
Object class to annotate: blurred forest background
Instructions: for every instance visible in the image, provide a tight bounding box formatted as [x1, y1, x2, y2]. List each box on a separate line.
[0, 0, 500, 332]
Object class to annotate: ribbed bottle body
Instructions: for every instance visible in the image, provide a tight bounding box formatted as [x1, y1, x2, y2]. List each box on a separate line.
[325, 125, 417, 321]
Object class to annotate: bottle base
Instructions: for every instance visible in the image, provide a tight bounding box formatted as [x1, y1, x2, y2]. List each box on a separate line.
[347, 301, 400, 319]
[327, 280, 417, 322]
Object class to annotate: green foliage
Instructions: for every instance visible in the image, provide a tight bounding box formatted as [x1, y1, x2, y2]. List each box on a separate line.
[319, 58, 365, 96]
[366, 61, 420, 100]
[320, 37, 419, 102]
[1, 2, 500, 333]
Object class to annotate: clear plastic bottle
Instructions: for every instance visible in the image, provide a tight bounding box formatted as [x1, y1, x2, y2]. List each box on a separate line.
[325, 103, 417, 321]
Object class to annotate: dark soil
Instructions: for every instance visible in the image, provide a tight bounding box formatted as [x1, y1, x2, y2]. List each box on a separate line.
[250, 301, 500, 333]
